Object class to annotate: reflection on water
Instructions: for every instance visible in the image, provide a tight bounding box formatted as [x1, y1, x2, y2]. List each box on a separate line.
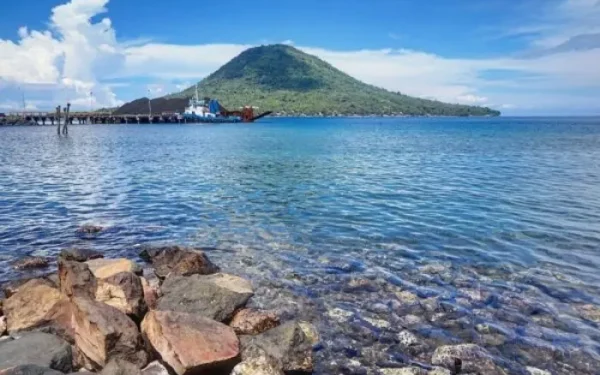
[1, 117, 600, 374]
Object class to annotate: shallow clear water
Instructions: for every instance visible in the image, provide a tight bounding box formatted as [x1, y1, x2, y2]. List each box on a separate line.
[1, 117, 600, 374]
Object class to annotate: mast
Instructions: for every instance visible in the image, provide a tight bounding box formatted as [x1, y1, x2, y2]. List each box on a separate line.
[195, 84, 199, 102]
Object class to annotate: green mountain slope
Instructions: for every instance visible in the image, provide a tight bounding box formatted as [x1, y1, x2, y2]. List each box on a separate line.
[171, 44, 500, 116]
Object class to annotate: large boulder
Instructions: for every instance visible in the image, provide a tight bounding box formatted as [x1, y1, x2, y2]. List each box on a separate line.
[141, 310, 239, 375]
[157, 273, 253, 322]
[0, 365, 64, 374]
[86, 259, 142, 279]
[71, 297, 148, 370]
[139, 246, 219, 278]
[230, 309, 280, 335]
[3, 280, 69, 335]
[58, 260, 97, 299]
[231, 356, 283, 375]
[11, 257, 50, 270]
[431, 344, 507, 375]
[0, 332, 72, 372]
[96, 272, 146, 319]
[1, 277, 55, 299]
[240, 321, 314, 373]
[59, 248, 103, 262]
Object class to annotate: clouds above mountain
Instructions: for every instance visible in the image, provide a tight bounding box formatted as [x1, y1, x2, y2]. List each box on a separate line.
[0, 0, 598, 114]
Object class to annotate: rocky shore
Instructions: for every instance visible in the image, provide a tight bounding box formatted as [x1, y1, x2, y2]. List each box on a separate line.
[0, 246, 317, 374]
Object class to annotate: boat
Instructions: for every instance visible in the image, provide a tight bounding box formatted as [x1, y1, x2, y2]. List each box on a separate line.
[181, 85, 272, 123]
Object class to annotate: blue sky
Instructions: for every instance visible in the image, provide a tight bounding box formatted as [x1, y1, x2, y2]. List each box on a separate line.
[0, 0, 599, 115]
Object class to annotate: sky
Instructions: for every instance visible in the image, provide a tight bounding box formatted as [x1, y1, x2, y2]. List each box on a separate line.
[0, 0, 599, 115]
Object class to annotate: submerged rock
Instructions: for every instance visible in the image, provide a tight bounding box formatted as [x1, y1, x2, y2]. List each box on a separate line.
[141, 310, 239, 375]
[576, 304, 600, 323]
[157, 273, 253, 322]
[241, 321, 314, 373]
[230, 309, 280, 335]
[59, 248, 103, 262]
[96, 272, 146, 318]
[86, 259, 142, 279]
[11, 257, 50, 270]
[71, 297, 147, 370]
[0, 332, 72, 372]
[381, 368, 425, 375]
[77, 225, 104, 234]
[431, 344, 506, 375]
[231, 356, 283, 375]
[139, 245, 219, 278]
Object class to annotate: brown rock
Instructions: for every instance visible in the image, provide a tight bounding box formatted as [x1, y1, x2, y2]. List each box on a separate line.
[140, 277, 158, 310]
[230, 309, 280, 335]
[86, 258, 142, 279]
[11, 256, 50, 270]
[71, 297, 148, 370]
[59, 248, 104, 262]
[0, 316, 6, 336]
[96, 272, 146, 318]
[3, 279, 68, 335]
[58, 260, 97, 299]
[1, 276, 55, 299]
[141, 310, 239, 375]
[139, 246, 219, 278]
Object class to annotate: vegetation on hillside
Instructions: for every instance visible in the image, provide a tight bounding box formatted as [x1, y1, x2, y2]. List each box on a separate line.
[170, 44, 500, 117]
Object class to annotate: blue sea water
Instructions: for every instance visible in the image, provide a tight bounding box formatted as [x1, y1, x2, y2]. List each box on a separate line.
[1, 117, 600, 373]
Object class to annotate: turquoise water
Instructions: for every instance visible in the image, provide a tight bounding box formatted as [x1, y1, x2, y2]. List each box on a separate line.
[1, 117, 600, 374]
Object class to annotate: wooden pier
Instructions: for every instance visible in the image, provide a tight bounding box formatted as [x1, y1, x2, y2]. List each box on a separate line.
[0, 111, 204, 126]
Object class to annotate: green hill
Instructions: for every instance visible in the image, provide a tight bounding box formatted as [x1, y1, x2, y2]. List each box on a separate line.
[170, 44, 499, 117]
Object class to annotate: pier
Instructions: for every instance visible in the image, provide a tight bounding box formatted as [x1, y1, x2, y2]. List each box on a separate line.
[0, 111, 211, 126]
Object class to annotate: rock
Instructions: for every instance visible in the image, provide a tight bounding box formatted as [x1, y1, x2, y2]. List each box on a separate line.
[1, 277, 55, 299]
[431, 344, 506, 375]
[381, 368, 425, 375]
[427, 368, 451, 375]
[77, 225, 103, 234]
[394, 290, 420, 305]
[58, 260, 97, 299]
[139, 246, 219, 278]
[140, 277, 158, 310]
[11, 257, 50, 270]
[326, 308, 353, 323]
[59, 248, 103, 262]
[0, 365, 64, 374]
[230, 309, 280, 335]
[141, 361, 170, 375]
[96, 272, 146, 318]
[362, 316, 390, 329]
[141, 310, 239, 375]
[157, 273, 253, 322]
[71, 297, 147, 370]
[0, 317, 6, 336]
[298, 321, 319, 345]
[100, 359, 142, 375]
[397, 330, 419, 347]
[3, 280, 68, 335]
[231, 356, 283, 375]
[241, 321, 313, 373]
[86, 259, 142, 279]
[526, 367, 552, 375]
[0, 332, 72, 372]
[577, 304, 600, 322]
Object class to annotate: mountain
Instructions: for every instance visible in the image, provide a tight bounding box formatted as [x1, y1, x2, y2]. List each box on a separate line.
[166, 44, 499, 117]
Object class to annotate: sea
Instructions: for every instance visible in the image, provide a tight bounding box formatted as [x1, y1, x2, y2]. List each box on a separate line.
[1, 117, 600, 374]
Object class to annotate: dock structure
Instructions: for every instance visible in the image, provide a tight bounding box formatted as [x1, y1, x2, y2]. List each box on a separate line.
[0, 111, 203, 126]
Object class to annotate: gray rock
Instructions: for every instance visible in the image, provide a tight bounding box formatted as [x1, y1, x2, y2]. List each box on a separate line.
[141, 361, 170, 375]
[381, 367, 425, 375]
[0, 365, 64, 374]
[397, 330, 419, 347]
[139, 245, 219, 278]
[59, 248, 103, 262]
[231, 356, 284, 375]
[427, 368, 451, 375]
[526, 367, 552, 375]
[157, 273, 253, 322]
[431, 344, 506, 375]
[100, 359, 141, 375]
[241, 321, 313, 373]
[0, 332, 72, 372]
